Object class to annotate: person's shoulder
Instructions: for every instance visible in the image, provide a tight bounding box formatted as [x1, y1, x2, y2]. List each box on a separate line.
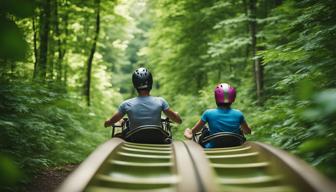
[231, 108, 244, 115]
[204, 108, 216, 114]
[154, 96, 165, 100]
[121, 97, 137, 105]
[153, 96, 168, 102]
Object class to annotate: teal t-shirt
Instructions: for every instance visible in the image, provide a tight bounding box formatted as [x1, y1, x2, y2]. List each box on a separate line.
[201, 108, 245, 135]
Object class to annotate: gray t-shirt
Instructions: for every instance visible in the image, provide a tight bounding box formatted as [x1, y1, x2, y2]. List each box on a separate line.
[118, 96, 169, 129]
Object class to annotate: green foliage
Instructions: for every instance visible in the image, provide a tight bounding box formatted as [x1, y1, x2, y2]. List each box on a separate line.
[0, 154, 22, 187]
[0, 81, 119, 177]
[0, 0, 124, 189]
[251, 0, 336, 180]
[144, 0, 336, 181]
[247, 88, 336, 179]
[146, 0, 220, 96]
[1, 0, 336, 188]
[298, 89, 336, 177]
[0, 0, 35, 61]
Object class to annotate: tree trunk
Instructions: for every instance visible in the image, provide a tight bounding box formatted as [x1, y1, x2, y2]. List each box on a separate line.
[84, 0, 100, 106]
[64, 62, 68, 87]
[54, 0, 67, 83]
[48, 0, 60, 81]
[32, 14, 39, 79]
[243, 0, 250, 69]
[275, 0, 283, 6]
[248, 0, 263, 104]
[48, 28, 55, 80]
[54, 0, 60, 81]
[62, 11, 69, 85]
[36, 0, 51, 81]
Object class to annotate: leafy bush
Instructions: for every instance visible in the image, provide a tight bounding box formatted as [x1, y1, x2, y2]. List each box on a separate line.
[0, 80, 120, 185]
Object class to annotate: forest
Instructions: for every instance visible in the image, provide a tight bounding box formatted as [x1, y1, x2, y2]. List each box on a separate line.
[0, 0, 335, 190]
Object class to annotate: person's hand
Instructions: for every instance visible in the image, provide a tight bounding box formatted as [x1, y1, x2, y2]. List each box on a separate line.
[240, 122, 251, 135]
[242, 128, 251, 135]
[104, 120, 111, 128]
[114, 119, 124, 126]
[184, 128, 193, 140]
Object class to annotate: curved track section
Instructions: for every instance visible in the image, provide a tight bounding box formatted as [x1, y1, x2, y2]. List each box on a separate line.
[202, 142, 298, 192]
[57, 139, 335, 192]
[197, 141, 335, 192]
[57, 138, 123, 192]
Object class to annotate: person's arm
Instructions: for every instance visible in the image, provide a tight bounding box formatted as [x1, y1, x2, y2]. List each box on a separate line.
[163, 108, 182, 124]
[104, 112, 124, 128]
[184, 120, 206, 140]
[241, 121, 251, 135]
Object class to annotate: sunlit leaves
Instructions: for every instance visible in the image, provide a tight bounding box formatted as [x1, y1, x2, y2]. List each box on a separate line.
[208, 37, 250, 58]
[214, 14, 247, 29]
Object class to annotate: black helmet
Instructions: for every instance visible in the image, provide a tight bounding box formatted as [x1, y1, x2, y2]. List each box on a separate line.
[132, 67, 153, 90]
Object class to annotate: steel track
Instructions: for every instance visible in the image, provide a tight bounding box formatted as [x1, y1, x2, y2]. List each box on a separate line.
[57, 139, 335, 192]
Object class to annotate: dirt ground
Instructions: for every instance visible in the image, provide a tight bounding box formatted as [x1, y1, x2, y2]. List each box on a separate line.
[21, 164, 78, 192]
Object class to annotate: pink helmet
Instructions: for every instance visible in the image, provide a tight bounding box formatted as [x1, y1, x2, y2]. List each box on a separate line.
[214, 83, 236, 104]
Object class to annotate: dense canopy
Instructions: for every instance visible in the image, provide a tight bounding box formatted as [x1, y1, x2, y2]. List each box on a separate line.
[0, 0, 335, 189]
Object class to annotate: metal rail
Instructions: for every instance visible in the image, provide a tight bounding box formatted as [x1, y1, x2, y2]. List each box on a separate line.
[57, 139, 335, 192]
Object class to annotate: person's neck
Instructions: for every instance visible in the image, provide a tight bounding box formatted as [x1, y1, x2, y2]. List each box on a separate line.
[138, 90, 150, 96]
[218, 106, 230, 110]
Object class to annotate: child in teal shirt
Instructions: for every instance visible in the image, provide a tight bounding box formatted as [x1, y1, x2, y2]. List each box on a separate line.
[184, 83, 251, 147]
